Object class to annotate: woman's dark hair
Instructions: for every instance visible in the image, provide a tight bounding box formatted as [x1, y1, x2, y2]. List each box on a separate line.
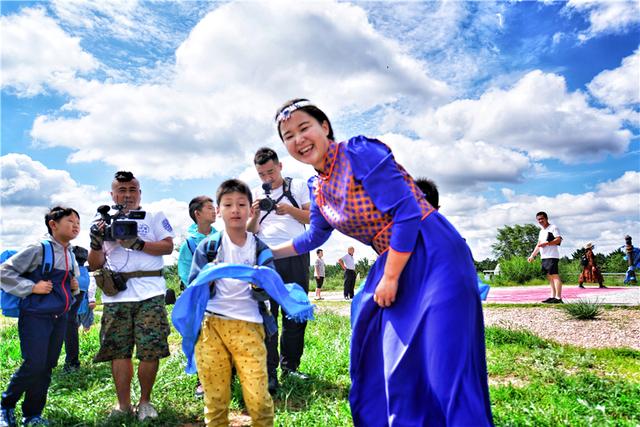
[275, 98, 335, 141]
[45, 206, 79, 235]
[216, 179, 253, 205]
[188, 196, 214, 223]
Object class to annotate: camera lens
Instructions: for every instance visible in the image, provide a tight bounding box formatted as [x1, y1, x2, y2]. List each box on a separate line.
[259, 198, 275, 211]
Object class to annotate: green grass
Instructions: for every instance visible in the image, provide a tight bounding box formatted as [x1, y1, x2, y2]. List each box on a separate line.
[1, 310, 639, 426]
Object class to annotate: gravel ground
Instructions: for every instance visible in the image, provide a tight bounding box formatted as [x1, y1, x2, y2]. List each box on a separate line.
[483, 307, 640, 350]
[318, 304, 640, 350]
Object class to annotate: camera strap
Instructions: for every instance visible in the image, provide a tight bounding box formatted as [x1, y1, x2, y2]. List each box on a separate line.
[258, 177, 299, 225]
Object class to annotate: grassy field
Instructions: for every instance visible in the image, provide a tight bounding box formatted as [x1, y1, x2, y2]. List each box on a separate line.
[1, 305, 639, 426]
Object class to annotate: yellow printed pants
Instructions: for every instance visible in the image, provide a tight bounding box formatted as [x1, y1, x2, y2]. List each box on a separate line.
[195, 315, 274, 427]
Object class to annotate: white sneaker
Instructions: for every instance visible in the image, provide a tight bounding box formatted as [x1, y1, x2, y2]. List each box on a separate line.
[136, 402, 158, 421]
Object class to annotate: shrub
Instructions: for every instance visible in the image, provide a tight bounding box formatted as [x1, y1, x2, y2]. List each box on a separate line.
[562, 299, 602, 320]
[493, 256, 544, 285]
[559, 259, 582, 284]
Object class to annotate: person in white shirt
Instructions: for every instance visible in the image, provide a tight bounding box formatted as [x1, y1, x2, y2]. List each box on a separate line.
[528, 211, 563, 304]
[88, 171, 174, 421]
[247, 147, 311, 393]
[338, 247, 356, 300]
[314, 249, 326, 300]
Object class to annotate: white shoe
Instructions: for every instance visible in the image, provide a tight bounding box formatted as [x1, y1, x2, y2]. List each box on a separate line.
[136, 402, 158, 421]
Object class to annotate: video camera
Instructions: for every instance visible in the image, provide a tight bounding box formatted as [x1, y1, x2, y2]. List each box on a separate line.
[259, 182, 277, 211]
[92, 204, 146, 241]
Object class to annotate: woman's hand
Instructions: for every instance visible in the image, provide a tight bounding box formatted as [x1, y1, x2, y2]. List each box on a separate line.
[373, 275, 398, 308]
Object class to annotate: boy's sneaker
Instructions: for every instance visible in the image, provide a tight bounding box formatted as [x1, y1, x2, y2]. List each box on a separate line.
[542, 297, 556, 303]
[136, 402, 158, 421]
[553, 298, 564, 304]
[268, 376, 279, 395]
[282, 369, 309, 380]
[21, 416, 48, 426]
[108, 405, 133, 419]
[0, 407, 16, 427]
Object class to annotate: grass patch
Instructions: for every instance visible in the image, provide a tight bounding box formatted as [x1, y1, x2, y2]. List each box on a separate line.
[561, 299, 603, 320]
[1, 312, 639, 425]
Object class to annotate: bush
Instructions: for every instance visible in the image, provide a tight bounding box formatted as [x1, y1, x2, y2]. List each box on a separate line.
[493, 256, 544, 285]
[559, 259, 582, 284]
[562, 299, 602, 320]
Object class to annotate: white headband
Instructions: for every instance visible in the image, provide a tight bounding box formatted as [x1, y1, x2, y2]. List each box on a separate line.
[275, 100, 314, 124]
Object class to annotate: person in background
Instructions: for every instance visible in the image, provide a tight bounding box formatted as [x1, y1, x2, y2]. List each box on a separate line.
[0, 206, 80, 427]
[528, 211, 564, 304]
[313, 249, 325, 300]
[62, 246, 90, 372]
[415, 177, 440, 210]
[247, 147, 311, 393]
[338, 247, 356, 300]
[78, 274, 97, 332]
[578, 242, 606, 289]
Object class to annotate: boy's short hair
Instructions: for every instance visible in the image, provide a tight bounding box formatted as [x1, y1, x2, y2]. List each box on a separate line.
[45, 206, 79, 235]
[188, 196, 214, 223]
[415, 177, 440, 209]
[254, 147, 279, 166]
[216, 179, 253, 205]
[316, 249, 323, 255]
[114, 170, 136, 182]
[536, 211, 548, 220]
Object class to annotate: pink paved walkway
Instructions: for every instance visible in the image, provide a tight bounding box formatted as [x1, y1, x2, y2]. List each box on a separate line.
[485, 285, 639, 305]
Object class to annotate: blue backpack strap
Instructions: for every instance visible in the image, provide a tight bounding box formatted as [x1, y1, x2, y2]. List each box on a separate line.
[205, 232, 222, 263]
[186, 236, 197, 255]
[255, 239, 274, 267]
[41, 240, 54, 277]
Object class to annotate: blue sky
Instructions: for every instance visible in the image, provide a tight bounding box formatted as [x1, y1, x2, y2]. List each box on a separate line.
[1, 0, 639, 264]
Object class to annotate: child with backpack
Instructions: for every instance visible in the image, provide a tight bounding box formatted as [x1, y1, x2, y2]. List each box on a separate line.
[0, 206, 80, 427]
[177, 195, 217, 398]
[188, 179, 274, 427]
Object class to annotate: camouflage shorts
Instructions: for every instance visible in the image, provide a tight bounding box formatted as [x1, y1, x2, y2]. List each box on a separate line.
[94, 295, 170, 362]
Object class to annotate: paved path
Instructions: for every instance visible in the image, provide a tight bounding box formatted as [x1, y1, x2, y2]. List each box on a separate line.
[486, 285, 639, 305]
[311, 286, 640, 306]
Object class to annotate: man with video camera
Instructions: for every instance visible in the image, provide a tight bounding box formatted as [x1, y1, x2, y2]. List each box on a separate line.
[248, 147, 310, 394]
[87, 171, 174, 421]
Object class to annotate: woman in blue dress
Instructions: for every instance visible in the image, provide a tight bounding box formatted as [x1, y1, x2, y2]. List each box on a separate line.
[270, 99, 493, 426]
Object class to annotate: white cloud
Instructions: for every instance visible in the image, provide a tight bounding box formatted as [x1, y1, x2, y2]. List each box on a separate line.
[409, 70, 632, 163]
[28, 1, 451, 181]
[0, 154, 105, 250]
[381, 133, 533, 189]
[588, 48, 640, 111]
[566, 0, 640, 40]
[0, 7, 98, 97]
[446, 170, 640, 259]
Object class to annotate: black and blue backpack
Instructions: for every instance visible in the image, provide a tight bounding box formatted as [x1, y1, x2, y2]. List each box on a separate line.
[0, 240, 73, 318]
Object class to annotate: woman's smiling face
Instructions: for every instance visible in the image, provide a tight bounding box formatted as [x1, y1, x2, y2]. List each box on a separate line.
[280, 110, 331, 170]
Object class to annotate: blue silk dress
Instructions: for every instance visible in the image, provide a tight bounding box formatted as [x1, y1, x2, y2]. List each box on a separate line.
[293, 136, 493, 426]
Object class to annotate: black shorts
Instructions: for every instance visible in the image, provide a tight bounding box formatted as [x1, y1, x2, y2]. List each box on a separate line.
[541, 258, 559, 275]
[315, 276, 324, 289]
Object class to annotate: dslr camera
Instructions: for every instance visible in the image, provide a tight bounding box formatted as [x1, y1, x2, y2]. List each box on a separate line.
[259, 182, 277, 211]
[92, 204, 146, 241]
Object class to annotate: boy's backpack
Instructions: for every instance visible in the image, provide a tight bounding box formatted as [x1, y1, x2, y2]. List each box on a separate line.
[0, 240, 73, 318]
[185, 236, 198, 255]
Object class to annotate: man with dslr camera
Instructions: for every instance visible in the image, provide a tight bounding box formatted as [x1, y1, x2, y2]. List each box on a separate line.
[248, 148, 310, 393]
[88, 171, 174, 421]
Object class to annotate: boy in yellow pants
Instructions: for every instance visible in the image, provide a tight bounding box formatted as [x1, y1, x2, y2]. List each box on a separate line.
[189, 179, 274, 427]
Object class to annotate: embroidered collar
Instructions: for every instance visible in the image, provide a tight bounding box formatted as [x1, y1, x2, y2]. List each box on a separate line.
[316, 140, 339, 180]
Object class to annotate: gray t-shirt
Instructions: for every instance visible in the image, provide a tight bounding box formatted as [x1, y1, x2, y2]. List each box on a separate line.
[314, 258, 325, 278]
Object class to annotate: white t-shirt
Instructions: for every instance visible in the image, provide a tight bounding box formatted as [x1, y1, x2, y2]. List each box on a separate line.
[537, 223, 561, 259]
[341, 253, 356, 270]
[101, 210, 174, 303]
[252, 178, 310, 246]
[205, 232, 262, 323]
